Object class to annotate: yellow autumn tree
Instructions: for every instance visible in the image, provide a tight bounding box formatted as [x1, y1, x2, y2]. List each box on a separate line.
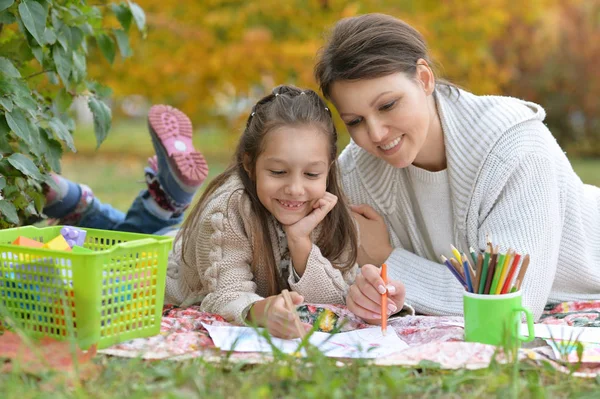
[88, 0, 598, 150]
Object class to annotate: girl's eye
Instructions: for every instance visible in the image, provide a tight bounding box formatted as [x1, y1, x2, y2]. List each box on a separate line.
[380, 100, 396, 111]
[305, 173, 321, 178]
[346, 117, 362, 127]
[269, 170, 285, 175]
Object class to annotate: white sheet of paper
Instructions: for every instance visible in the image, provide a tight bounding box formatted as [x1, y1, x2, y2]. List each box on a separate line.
[519, 323, 600, 343]
[202, 323, 408, 358]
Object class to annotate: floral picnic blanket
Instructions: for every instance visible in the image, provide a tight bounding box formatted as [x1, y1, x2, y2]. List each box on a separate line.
[99, 301, 600, 376]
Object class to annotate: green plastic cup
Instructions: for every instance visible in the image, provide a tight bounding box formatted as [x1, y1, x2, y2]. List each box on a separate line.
[463, 290, 535, 348]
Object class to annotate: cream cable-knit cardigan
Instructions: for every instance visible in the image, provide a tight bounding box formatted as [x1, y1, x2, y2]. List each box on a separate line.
[164, 174, 358, 324]
[338, 87, 600, 320]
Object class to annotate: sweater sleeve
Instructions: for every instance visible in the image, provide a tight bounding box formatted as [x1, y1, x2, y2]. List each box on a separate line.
[476, 152, 562, 320]
[287, 244, 357, 304]
[387, 153, 562, 320]
[198, 194, 264, 324]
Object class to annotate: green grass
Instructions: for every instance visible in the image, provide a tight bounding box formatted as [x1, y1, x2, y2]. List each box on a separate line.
[1, 346, 600, 398]
[10, 121, 597, 397]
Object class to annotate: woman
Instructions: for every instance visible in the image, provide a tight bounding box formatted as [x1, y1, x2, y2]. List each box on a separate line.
[314, 13, 600, 321]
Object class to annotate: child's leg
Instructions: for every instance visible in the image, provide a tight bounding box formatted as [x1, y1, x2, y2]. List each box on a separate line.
[43, 173, 126, 229]
[126, 105, 208, 233]
[42, 105, 208, 235]
[145, 105, 208, 212]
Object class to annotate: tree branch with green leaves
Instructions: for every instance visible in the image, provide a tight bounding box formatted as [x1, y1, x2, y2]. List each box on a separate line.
[0, 0, 145, 227]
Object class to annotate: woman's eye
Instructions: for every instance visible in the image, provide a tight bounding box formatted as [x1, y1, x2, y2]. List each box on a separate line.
[346, 117, 362, 127]
[380, 100, 396, 111]
[269, 170, 285, 175]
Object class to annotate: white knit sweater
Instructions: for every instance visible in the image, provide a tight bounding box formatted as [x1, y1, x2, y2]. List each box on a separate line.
[338, 87, 600, 320]
[164, 174, 358, 324]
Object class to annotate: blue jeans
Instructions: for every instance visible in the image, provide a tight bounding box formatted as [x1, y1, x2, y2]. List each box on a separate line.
[78, 190, 182, 235]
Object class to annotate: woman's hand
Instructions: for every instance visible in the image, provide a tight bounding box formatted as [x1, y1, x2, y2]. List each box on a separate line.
[284, 192, 338, 240]
[248, 292, 312, 339]
[346, 264, 406, 324]
[351, 204, 393, 266]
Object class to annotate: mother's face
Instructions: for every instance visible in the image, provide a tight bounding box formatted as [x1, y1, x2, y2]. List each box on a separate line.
[329, 72, 433, 169]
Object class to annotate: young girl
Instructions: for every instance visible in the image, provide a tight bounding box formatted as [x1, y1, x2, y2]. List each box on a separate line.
[164, 85, 373, 339]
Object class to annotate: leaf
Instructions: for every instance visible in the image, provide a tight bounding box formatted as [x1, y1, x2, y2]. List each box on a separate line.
[18, 0, 48, 47]
[128, 1, 145, 31]
[6, 153, 43, 181]
[87, 96, 112, 148]
[42, 134, 63, 172]
[30, 45, 45, 65]
[0, 176, 5, 190]
[54, 87, 72, 113]
[49, 117, 75, 152]
[56, 24, 71, 50]
[0, 10, 16, 24]
[43, 27, 56, 45]
[0, 57, 21, 78]
[71, 51, 86, 83]
[9, 78, 36, 110]
[0, 332, 100, 379]
[52, 45, 71, 85]
[96, 33, 115, 64]
[113, 28, 132, 58]
[0, 0, 14, 13]
[0, 199, 19, 224]
[0, 96, 13, 112]
[69, 26, 84, 49]
[112, 3, 132, 32]
[5, 107, 32, 143]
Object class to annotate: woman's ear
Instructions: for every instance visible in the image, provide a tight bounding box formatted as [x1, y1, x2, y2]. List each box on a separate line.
[416, 58, 435, 95]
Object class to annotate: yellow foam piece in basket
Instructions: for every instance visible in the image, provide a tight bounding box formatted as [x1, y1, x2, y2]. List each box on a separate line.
[43, 235, 72, 251]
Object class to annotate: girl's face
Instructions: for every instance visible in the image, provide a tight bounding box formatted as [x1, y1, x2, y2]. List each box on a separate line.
[329, 72, 436, 169]
[254, 125, 330, 226]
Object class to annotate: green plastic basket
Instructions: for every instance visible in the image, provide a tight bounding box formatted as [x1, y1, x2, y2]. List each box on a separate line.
[0, 226, 173, 349]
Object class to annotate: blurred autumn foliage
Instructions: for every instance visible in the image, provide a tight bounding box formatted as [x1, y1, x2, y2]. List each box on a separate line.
[90, 0, 600, 154]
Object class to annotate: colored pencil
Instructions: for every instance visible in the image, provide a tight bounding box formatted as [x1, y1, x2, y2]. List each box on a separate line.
[484, 251, 498, 295]
[478, 245, 491, 294]
[441, 255, 467, 287]
[501, 253, 522, 294]
[462, 252, 476, 281]
[469, 247, 478, 266]
[450, 245, 462, 265]
[463, 260, 474, 292]
[281, 289, 306, 338]
[381, 263, 388, 336]
[495, 249, 513, 294]
[474, 252, 484, 293]
[490, 252, 505, 294]
[515, 254, 531, 290]
[449, 258, 466, 281]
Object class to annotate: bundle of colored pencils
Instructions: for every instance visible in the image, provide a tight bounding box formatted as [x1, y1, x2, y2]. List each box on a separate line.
[440, 238, 530, 295]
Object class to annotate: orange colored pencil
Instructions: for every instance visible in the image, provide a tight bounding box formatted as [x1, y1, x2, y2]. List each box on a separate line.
[381, 263, 388, 336]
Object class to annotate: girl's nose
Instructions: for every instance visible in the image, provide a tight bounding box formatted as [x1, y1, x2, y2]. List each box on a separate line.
[284, 177, 304, 196]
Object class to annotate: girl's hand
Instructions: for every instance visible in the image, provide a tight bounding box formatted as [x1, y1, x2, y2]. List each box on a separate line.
[249, 292, 312, 339]
[351, 204, 393, 266]
[346, 264, 406, 324]
[284, 192, 338, 240]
